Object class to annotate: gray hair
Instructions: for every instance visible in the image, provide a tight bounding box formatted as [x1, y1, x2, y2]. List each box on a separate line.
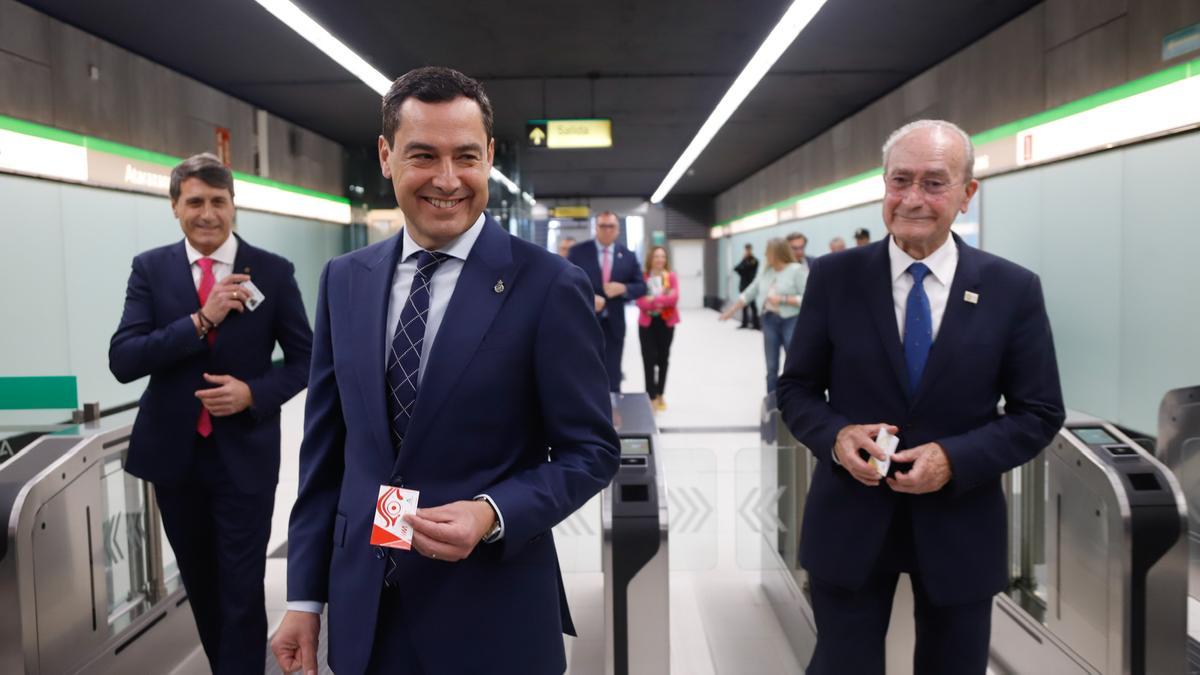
[170, 152, 234, 202]
[881, 120, 975, 182]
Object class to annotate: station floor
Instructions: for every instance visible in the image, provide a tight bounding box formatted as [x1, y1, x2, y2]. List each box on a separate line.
[170, 305, 804, 674]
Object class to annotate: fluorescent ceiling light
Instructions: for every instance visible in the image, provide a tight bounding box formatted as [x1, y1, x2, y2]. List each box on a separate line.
[490, 167, 519, 194]
[256, 0, 528, 202]
[650, 0, 827, 204]
[254, 0, 392, 95]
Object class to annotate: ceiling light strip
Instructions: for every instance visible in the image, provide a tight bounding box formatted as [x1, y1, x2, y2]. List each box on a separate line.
[650, 0, 827, 204]
[253, 0, 392, 95]
[257, 0, 530, 204]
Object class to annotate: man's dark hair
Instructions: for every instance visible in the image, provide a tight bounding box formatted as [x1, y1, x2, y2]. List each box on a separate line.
[381, 66, 494, 146]
[786, 231, 807, 244]
[170, 153, 233, 202]
[744, 243, 753, 250]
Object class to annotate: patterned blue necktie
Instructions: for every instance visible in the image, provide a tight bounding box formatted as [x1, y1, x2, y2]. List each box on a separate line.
[903, 262, 933, 394]
[386, 250, 449, 451]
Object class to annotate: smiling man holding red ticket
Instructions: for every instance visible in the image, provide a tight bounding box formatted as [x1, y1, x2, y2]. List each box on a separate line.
[271, 67, 620, 675]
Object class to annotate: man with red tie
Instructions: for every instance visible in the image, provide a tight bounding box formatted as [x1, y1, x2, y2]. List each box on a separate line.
[567, 211, 646, 392]
[109, 153, 312, 673]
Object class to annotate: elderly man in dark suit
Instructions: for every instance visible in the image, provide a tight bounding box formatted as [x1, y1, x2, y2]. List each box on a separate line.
[109, 153, 312, 672]
[778, 120, 1065, 675]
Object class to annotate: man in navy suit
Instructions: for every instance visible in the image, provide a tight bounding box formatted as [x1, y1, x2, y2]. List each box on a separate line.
[567, 211, 646, 392]
[271, 67, 620, 675]
[109, 153, 312, 673]
[777, 120, 1065, 674]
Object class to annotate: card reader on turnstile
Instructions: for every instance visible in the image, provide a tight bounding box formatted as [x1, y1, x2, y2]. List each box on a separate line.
[603, 393, 669, 675]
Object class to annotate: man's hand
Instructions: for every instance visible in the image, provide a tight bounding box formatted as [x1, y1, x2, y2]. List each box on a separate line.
[603, 281, 627, 298]
[406, 500, 497, 562]
[195, 373, 254, 416]
[593, 294, 607, 314]
[887, 443, 952, 494]
[270, 610, 320, 675]
[200, 273, 251, 325]
[834, 423, 898, 487]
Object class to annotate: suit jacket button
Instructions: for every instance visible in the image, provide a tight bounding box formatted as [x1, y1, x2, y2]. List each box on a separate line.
[374, 547, 385, 559]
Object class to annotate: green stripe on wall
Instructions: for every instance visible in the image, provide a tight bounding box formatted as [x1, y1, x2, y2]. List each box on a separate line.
[716, 56, 1200, 228]
[0, 377, 79, 410]
[0, 114, 350, 205]
[232, 172, 351, 204]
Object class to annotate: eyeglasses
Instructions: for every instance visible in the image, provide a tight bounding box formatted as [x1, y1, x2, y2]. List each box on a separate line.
[884, 175, 960, 196]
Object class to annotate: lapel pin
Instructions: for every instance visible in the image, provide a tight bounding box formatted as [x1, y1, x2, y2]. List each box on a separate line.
[243, 266, 251, 274]
[494, 279, 505, 294]
[964, 291, 979, 304]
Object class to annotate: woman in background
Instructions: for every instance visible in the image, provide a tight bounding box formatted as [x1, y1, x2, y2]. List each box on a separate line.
[636, 246, 680, 412]
[718, 238, 806, 394]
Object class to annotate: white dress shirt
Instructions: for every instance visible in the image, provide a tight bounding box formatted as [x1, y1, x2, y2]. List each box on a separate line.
[385, 212, 485, 383]
[184, 234, 238, 290]
[831, 235, 958, 466]
[889, 234, 958, 342]
[288, 213, 503, 616]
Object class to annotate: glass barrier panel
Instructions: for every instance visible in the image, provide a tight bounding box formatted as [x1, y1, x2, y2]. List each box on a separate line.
[1005, 453, 1048, 623]
[101, 455, 153, 633]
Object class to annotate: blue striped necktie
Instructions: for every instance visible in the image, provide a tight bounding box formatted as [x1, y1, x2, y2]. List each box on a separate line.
[903, 262, 932, 394]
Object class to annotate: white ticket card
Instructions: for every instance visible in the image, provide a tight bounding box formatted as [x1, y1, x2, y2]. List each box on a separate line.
[240, 279, 266, 311]
[370, 485, 419, 550]
[870, 426, 900, 478]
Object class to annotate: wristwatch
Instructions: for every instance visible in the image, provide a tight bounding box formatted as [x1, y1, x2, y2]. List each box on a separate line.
[476, 496, 502, 542]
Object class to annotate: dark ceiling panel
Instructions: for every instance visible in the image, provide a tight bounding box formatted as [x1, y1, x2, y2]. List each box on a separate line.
[20, 0, 1040, 199]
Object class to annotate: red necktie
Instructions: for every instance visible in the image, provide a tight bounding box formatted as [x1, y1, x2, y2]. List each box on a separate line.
[196, 258, 216, 437]
[602, 247, 612, 285]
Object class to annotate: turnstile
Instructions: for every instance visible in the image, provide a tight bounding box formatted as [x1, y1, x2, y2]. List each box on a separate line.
[1155, 385, 1200, 667]
[992, 413, 1188, 674]
[0, 412, 199, 674]
[602, 393, 669, 675]
[760, 403, 1189, 674]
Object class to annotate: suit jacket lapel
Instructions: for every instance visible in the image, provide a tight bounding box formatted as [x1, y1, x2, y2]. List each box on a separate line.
[213, 235, 254, 351]
[579, 240, 602, 289]
[353, 235, 404, 466]
[912, 233, 981, 407]
[862, 240, 910, 399]
[170, 241, 200, 314]
[396, 216, 517, 469]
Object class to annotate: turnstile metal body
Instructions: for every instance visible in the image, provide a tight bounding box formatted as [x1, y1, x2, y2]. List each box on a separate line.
[1156, 387, 1200, 606]
[1155, 385, 1200, 669]
[991, 413, 1187, 675]
[602, 393, 669, 675]
[0, 413, 198, 674]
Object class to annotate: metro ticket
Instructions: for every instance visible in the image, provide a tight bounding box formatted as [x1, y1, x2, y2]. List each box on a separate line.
[370, 485, 419, 550]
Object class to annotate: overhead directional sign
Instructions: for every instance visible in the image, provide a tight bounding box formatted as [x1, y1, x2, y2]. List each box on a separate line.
[526, 119, 612, 149]
[552, 206, 590, 219]
[528, 123, 547, 146]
